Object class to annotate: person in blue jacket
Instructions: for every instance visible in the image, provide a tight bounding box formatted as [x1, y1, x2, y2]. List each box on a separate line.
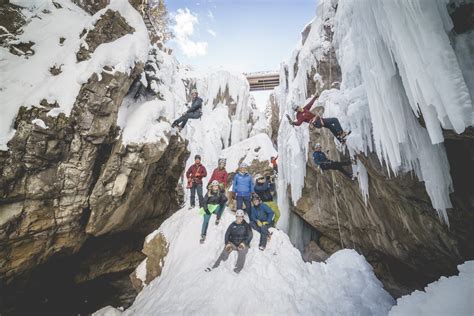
[232, 163, 254, 214]
[250, 195, 274, 251]
[312, 143, 353, 178]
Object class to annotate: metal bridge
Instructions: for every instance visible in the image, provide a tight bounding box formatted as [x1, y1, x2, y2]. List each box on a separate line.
[245, 71, 280, 91]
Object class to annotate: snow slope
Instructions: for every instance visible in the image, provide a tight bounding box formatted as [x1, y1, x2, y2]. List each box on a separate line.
[0, 0, 149, 150]
[95, 208, 394, 315]
[390, 261, 474, 316]
[275, 0, 473, 225]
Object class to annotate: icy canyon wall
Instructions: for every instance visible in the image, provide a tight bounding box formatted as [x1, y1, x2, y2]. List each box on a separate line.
[276, 0, 473, 297]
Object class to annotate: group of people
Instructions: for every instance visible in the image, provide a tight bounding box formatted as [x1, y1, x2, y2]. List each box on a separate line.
[178, 90, 354, 273]
[289, 94, 354, 179]
[185, 155, 280, 273]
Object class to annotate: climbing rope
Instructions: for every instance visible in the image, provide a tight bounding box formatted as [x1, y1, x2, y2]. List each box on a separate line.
[330, 170, 344, 249]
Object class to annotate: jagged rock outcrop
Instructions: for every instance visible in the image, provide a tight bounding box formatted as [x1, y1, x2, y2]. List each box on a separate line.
[130, 232, 168, 291]
[77, 10, 135, 61]
[0, 3, 188, 313]
[267, 93, 279, 146]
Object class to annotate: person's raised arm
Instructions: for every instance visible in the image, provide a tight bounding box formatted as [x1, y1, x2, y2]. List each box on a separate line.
[303, 94, 319, 111]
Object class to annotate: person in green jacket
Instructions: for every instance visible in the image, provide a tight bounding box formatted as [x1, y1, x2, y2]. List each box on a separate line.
[199, 180, 228, 243]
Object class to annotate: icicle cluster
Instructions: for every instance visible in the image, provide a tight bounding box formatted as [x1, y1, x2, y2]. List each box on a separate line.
[276, 0, 473, 225]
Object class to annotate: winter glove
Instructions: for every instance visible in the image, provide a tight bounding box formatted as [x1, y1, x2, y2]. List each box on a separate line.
[225, 243, 233, 252]
[238, 243, 246, 250]
[262, 221, 268, 226]
[256, 220, 262, 227]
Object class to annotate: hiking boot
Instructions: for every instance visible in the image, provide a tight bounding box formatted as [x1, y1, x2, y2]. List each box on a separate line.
[233, 267, 241, 273]
[215, 216, 220, 225]
[200, 235, 206, 243]
[188, 205, 194, 210]
[259, 246, 265, 251]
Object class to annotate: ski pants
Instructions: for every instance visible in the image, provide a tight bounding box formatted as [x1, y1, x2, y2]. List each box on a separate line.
[314, 117, 343, 138]
[250, 221, 272, 248]
[236, 195, 252, 214]
[190, 183, 203, 207]
[212, 243, 248, 273]
[201, 205, 224, 236]
[320, 161, 352, 178]
[173, 111, 201, 128]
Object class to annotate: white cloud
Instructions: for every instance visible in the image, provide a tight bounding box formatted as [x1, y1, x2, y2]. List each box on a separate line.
[207, 29, 217, 37]
[172, 8, 208, 57]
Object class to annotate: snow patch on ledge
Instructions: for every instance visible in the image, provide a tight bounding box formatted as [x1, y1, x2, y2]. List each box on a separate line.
[390, 261, 474, 316]
[0, 0, 149, 150]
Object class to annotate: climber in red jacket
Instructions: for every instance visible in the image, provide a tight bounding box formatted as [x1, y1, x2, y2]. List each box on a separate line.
[288, 94, 350, 143]
[186, 155, 207, 209]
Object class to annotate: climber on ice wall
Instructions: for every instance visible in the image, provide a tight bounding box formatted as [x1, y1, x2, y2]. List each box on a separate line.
[171, 89, 203, 130]
[186, 155, 207, 209]
[288, 94, 350, 143]
[206, 209, 253, 273]
[312, 143, 353, 179]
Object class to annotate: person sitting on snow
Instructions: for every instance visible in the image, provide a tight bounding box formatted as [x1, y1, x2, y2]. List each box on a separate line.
[186, 155, 207, 209]
[206, 209, 253, 273]
[231, 163, 254, 214]
[254, 174, 280, 226]
[199, 180, 228, 243]
[249, 195, 274, 251]
[171, 89, 203, 130]
[288, 94, 349, 143]
[312, 143, 353, 179]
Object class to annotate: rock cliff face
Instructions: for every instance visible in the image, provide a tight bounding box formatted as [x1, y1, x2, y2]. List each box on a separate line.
[0, 1, 188, 313]
[277, 0, 473, 297]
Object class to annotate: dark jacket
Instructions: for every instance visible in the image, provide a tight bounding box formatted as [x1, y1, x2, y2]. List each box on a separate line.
[312, 151, 329, 166]
[232, 172, 254, 197]
[294, 95, 318, 126]
[250, 203, 274, 223]
[186, 163, 207, 184]
[225, 220, 253, 246]
[203, 190, 228, 210]
[254, 181, 274, 202]
[187, 96, 203, 114]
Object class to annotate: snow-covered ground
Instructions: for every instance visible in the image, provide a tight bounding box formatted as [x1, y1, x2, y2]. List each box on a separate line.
[390, 261, 474, 316]
[95, 207, 395, 315]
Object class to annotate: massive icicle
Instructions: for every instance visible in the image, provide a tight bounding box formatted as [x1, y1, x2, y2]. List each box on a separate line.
[276, 0, 473, 225]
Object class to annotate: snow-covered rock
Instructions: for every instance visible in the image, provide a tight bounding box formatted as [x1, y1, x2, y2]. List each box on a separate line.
[95, 208, 395, 315]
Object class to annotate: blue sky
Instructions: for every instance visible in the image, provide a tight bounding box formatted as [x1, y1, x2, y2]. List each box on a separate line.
[166, 0, 318, 73]
[165, 0, 318, 108]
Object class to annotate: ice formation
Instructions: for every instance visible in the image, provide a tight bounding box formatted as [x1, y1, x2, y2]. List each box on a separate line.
[94, 208, 394, 315]
[275, 0, 473, 225]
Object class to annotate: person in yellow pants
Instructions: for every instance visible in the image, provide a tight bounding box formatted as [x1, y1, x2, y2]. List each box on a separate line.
[253, 174, 280, 227]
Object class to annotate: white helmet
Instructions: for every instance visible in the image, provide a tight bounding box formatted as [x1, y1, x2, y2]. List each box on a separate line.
[210, 180, 220, 186]
[315, 143, 322, 148]
[236, 209, 245, 217]
[239, 162, 248, 168]
[191, 88, 198, 94]
[254, 173, 263, 182]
